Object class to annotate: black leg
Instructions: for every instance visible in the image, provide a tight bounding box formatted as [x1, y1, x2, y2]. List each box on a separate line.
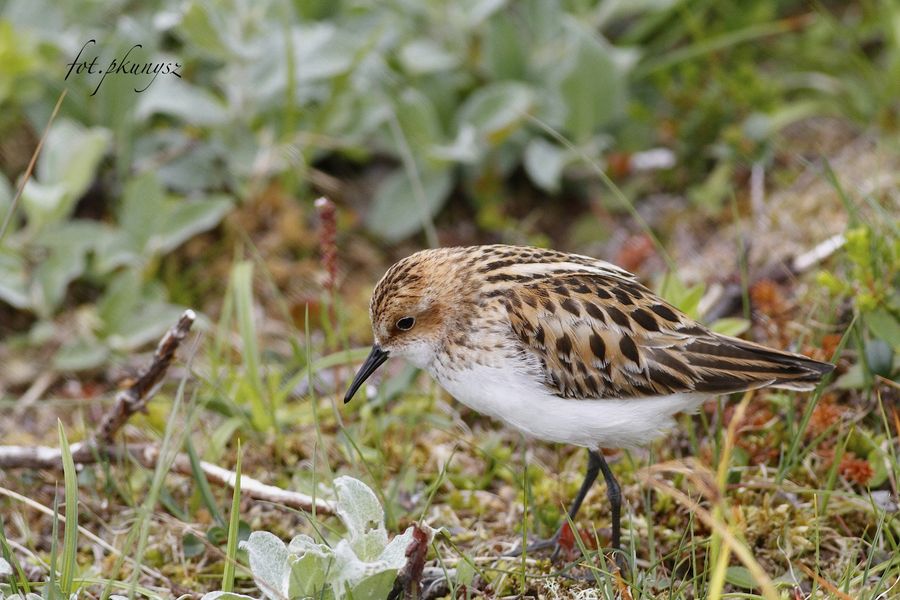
[506, 448, 603, 559]
[595, 450, 621, 553]
[565, 449, 602, 528]
[507, 449, 626, 565]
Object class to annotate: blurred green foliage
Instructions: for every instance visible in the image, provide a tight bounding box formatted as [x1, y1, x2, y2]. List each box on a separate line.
[1, 0, 898, 366]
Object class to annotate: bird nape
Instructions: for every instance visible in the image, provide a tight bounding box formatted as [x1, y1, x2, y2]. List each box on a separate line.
[344, 244, 835, 569]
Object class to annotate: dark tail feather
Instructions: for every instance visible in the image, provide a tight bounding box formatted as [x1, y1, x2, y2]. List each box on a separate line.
[687, 334, 835, 393]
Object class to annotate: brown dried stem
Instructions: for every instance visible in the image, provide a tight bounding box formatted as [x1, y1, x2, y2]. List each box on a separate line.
[0, 308, 335, 515]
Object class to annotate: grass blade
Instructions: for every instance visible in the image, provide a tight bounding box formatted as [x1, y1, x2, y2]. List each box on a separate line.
[0, 513, 30, 594]
[222, 439, 243, 592]
[58, 419, 79, 596]
[186, 436, 226, 527]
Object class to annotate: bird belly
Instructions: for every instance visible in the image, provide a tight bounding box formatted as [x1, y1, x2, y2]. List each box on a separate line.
[433, 362, 705, 449]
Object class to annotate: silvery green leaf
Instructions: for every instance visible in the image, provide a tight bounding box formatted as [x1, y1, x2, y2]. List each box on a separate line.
[287, 533, 332, 557]
[292, 24, 355, 83]
[347, 571, 399, 600]
[31, 244, 86, 317]
[456, 82, 533, 146]
[556, 19, 630, 142]
[136, 77, 228, 126]
[36, 120, 111, 201]
[366, 168, 452, 242]
[333, 476, 388, 561]
[119, 172, 166, 248]
[430, 126, 480, 163]
[482, 14, 527, 80]
[375, 526, 415, 568]
[104, 301, 185, 351]
[399, 39, 459, 75]
[19, 181, 67, 232]
[0, 556, 11, 576]
[394, 88, 444, 162]
[0, 250, 29, 310]
[53, 338, 109, 372]
[453, 0, 506, 28]
[148, 194, 232, 255]
[286, 543, 333, 599]
[178, 0, 233, 59]
[199, 593, 259, 600]
[329, 540, 396, 600]
[93, 229, 141, 273]
[710, 317, 751, 337]
[523, 138, 569, 192]
[22, 120, 110, 230]
[0, 172, 11, 218]
[242, 531, 291, 600]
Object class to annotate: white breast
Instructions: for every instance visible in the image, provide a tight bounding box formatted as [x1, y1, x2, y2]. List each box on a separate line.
[430, 360, 705, 449]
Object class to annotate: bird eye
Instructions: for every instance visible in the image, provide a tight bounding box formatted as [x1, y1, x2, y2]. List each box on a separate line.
[396, 316, 415, 331]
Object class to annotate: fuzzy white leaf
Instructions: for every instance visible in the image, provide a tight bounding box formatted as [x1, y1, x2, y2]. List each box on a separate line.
[242, 531, 291, 600]
[333, 476, 388, 561]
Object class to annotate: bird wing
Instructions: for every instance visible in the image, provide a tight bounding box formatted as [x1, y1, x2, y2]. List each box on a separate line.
[499, 268, 832, 400]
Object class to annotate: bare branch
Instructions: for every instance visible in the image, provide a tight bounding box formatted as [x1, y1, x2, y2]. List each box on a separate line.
[0, 442, 335, 515]
[2, 308, 335, 515]
[97, 309, 197, 443]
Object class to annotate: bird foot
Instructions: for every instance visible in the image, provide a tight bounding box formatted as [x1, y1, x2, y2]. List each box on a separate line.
[503, 530, 564, 561]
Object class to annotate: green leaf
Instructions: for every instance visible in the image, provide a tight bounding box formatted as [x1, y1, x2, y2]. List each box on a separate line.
[0, 249, 30, 310]
[867, 308, 900, 350]
[149, 194, 232, 255]
[242, 531, 290, 600]
[366, 168, 452, 242]
[657, 273, 705, 320]
[688, 161, 734, 212]
[31, 244, 87, 317]
[867, 448, 889, 488]
[183, 533, 205, 559]
[456, 81, 533, 146]
[119, 172, 231, 259]
[710, 317, 751, 337]
[200, 593, 258, 600]
[136, 78, 228, 126]
[394, 88, 444, 163]
[0, 172, 12, 219]
[22, 120, 110, 230]
[482, 13, 527, 80]
[96, 270, 142, 337]
[333, 476, 388, 562]
[863, 339, 894, 378]
[105, 301, 185, 351]
[724, 565, 758, 589]
[53, 338, 109, 371]
[399, 39, 459, 75]
[119, 172, 167, 248]
[285, 535, 332, 599]
[523, 138, 569, 192]
[557, 20, 630, 142]
[178, 0, 233, 59]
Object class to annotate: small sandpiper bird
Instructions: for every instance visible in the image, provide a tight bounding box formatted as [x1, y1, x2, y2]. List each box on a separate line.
[344, 245, 833, 561]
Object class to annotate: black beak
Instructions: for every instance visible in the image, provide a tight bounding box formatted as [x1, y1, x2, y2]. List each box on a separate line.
[344, 345, 389, 403]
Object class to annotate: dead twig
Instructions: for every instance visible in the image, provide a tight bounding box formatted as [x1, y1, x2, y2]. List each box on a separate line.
[97, 309, 197, 443]
[0, 309, 335, 515]
[0, 443, 334, 514]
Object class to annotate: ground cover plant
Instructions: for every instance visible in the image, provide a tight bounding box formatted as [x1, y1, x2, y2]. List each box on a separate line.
[0, 0, 898, 598]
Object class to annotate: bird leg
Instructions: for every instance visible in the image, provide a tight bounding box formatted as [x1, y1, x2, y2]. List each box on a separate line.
[507, 448, 602, 559]
[595, 450, 621, 551]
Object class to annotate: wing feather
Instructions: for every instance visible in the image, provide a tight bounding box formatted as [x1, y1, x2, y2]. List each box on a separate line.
[500, 270, 833, 400]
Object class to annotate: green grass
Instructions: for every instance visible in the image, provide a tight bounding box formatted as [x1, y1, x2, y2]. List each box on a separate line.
[1, 1, 899, 598]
